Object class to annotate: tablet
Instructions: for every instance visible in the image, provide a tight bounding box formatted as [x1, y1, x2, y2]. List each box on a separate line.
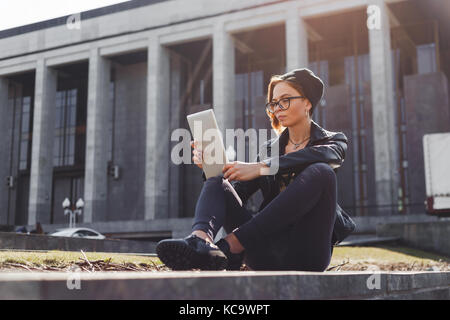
[187, 109, 229, 179]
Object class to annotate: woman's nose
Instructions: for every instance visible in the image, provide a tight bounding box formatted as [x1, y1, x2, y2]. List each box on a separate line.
[274, 106, 284, 115]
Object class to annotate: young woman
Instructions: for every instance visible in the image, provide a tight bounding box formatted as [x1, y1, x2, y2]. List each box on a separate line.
[156, 68, 348, 271]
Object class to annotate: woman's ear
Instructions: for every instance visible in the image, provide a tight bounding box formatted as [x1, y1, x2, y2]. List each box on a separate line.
[305, 99, 312, 113]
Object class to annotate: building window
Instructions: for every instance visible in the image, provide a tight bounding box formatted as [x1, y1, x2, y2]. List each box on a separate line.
[54, 88, 77, 167]
[417, 43, 437, 74]
[107, 81, 115, 162]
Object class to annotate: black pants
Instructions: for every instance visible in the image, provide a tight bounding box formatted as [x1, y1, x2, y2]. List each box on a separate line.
[192, 162, 337, 271]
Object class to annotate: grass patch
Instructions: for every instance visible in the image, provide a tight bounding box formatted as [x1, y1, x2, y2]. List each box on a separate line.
[0, 250, 166, 272]
[0, 245, 448, 272]
[328, 245, 449, 271]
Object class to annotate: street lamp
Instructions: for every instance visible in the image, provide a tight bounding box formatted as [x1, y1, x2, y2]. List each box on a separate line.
[62, 197, 84, 228]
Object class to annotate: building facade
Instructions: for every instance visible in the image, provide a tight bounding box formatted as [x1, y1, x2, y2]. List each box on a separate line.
[0, 0, 449, 239]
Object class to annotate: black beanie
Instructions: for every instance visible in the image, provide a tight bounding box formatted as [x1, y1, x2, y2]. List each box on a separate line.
[279, 68, 324, 113]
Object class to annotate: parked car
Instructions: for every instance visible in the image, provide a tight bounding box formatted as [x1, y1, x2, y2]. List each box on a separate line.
[49, 228, 106, 240]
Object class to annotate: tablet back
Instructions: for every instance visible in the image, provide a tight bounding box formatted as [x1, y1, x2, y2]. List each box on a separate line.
[187, 109, 229, 179]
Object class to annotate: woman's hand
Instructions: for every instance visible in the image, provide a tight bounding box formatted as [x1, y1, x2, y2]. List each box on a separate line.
[191, 140, 203, 169]
[222, 161, 268, 181]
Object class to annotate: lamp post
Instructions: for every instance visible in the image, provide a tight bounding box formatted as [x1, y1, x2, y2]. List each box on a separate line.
[62, 198, 84, 228]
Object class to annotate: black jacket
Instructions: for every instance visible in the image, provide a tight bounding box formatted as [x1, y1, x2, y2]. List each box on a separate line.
[202, 120, 356, 245]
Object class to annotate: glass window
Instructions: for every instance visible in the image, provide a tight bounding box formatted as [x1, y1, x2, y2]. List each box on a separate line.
[18, 96, 32, 171]
[69, 105, 76, 126]
[53, 136, 61, 166]
[75, 230, 97, 237]
[55, 106, 61, 129]
[22, 97, 30, 113]
[19, 140, 28, 170]
[54, 89, 78, 167]
[417, 43, 437, 74]
[21, 112, 29, 133]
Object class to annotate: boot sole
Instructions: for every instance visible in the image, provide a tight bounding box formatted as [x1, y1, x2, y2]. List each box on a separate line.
[156, 240, 228, 271]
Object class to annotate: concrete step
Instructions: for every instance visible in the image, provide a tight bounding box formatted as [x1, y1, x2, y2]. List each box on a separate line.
[0, 270, 448, 299]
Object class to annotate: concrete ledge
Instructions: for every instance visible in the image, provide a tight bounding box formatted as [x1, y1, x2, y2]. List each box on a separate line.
[377, 221, 450, 257]
[0, 271, 448, 300]
[0, 232, 156, 253]
[353, 214, 444, 234]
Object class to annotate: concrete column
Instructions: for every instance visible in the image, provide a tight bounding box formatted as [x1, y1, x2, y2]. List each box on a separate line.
[213, 22, 235, 145]
[0, 77, 12, 225]
[368, 0, 399, 215]
[84, 48, 111, 223]
[7, 83, 22, 226]
[285, 8, 308, 71]
[168, 53, 182, 218]
[28, 59, 57, 225]
[145, 36, 171, 220]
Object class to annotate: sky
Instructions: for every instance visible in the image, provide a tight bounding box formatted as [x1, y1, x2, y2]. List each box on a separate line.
[0, 0, 131, 31]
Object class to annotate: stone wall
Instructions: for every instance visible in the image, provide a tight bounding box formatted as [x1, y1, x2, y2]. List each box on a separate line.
[377, 220, 450, 257]
[0, 271, 448, 299]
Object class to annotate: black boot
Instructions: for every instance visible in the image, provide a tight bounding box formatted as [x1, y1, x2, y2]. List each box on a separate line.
[215, 238, 245, 271]
[156, 234, 228, 271]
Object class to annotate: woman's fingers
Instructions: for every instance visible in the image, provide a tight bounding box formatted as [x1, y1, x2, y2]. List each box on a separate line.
[223, 162, 237, 179]
[223, 166, 228, 178]
[226, 171, 238, 181]
[192, 149, 203, 159]
[192, 152, 202, 162]
[191, 140, 203, 158]
[223, 166, 237, 180]
[191, 140, 202, 169]
[222, 162, 236, 174]
[191, 140, 202, 150]
[192, 154, 203, 169]
[191, 141, 202, 154]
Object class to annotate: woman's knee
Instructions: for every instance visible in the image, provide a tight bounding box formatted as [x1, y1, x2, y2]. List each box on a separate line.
[301, 162, 336, 184]
[205, 175, 223, 184]
[201, 175, 225, 194]
[306, 162, 335, 174]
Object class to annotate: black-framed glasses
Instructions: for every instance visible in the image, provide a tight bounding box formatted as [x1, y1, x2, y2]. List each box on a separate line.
[265, 96, 305, 114]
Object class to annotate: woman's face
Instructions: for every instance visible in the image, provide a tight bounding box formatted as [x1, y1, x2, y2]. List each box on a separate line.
[271, 81, 311, 127]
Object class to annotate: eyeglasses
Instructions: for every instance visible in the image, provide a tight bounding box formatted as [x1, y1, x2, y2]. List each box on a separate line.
[265, 96, 305, 114]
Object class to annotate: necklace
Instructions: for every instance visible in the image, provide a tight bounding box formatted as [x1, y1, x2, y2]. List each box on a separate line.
[289, 135, 310, 149]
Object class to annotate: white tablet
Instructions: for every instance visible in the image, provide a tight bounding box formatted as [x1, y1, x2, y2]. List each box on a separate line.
[187, 109, 229, 179]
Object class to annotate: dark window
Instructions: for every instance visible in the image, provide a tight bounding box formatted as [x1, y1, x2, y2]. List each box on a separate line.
[54, 88, 77, 167]
[74, 230, 98, 237]
[18, 96, 32, 171]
